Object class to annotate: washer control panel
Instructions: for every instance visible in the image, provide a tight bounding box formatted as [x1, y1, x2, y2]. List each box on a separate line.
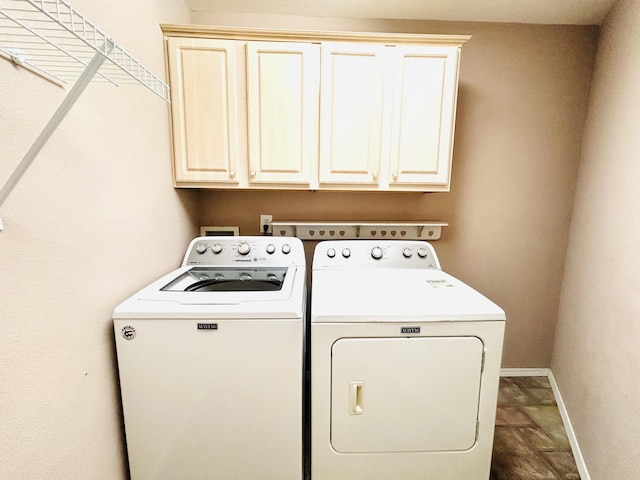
[313, 240, 441, 270]
[183, 236, 304, 266]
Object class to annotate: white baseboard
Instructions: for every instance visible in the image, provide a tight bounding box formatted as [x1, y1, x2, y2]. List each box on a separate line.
[499, 367, 591, 480]
[500, 367, 550, 377]
[547, 370, 591, 480]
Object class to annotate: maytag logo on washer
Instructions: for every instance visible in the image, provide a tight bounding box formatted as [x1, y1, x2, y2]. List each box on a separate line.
[197, 323, 218, 330]
[121, 325, 136, 340]
[401, 326, 421, 334]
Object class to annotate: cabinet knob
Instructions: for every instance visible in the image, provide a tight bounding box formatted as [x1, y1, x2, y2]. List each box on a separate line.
[250, 170, 256, 177]
[392, 172, 398, 179]
[230, 170, 236, 177]
[373, 171, 378, 179]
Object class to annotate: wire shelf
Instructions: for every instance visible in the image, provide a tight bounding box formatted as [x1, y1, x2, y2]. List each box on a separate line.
[0, 0, 170, 101]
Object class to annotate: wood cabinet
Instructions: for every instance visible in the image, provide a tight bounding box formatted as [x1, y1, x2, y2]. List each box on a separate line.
[166, 37, 241, 185]
[246, 41, 319, 186]
[319, 43, 386, 186]
[387, 45, 461, 188]
[318, 43, 461, 190]
[162, 26, 469, 192]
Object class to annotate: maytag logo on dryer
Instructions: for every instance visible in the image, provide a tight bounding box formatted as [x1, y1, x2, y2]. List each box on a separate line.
[197, 323, 218, 330]
[401, 326, 421, 334]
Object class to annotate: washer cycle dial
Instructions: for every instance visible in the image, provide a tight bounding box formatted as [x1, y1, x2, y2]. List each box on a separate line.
[371, 246, 383, 259]
[195, 243, 207, 254]
[238, 242, 251, 255]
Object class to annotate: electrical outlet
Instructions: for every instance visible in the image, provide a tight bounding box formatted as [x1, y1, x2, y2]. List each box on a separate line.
[260, 214, 273, 235]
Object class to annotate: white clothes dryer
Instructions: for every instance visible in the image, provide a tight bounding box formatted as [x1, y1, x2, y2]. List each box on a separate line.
[113, 236, 306, 480]
[311, 240, 505, 480]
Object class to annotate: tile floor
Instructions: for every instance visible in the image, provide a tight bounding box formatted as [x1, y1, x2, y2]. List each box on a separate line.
[491, 376, 580, 480]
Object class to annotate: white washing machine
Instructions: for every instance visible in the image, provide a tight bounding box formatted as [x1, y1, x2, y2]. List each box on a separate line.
[113, 236, 306, 480]
[311, 240, 505, 480]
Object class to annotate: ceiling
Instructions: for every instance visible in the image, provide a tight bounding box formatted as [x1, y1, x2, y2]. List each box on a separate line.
[184, 0, 617, 25]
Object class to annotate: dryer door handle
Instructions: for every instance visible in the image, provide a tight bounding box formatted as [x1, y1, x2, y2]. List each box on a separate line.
[349, 381, 364, 415]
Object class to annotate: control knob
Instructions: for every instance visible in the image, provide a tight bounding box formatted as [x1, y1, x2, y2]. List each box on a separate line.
[417, 247, 428, 258]
[371, 246, 383, 260]
[282, 244, 291, 254]
[238, 242, 251, 255]
[402, 248, 412, 258]
[342, 248, 351, 258]
[327, 248, 336, 258]
[266, 244, 276, 254]
[195, 243, 207, 254]
[211, 243, 223, 254]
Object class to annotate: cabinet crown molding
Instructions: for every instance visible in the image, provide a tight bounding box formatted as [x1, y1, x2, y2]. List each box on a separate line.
[160, 24, 471, 46]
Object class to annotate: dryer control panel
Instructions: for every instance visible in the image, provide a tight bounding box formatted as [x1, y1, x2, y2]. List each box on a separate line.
[183, 236, 305, 266]
[313, 240, 441, 270]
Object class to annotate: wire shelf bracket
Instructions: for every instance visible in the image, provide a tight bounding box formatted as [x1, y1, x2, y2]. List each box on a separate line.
[0, 0, 170, 230]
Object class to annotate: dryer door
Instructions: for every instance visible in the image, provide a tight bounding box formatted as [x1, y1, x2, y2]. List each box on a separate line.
[331, 336, 483, 453]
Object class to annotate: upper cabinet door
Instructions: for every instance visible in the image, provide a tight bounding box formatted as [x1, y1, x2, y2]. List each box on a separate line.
[246, 42, 320, 185]
[319, 43, 387, 186]
[167, 37, 240, 185]
[388, 45, 461, 188]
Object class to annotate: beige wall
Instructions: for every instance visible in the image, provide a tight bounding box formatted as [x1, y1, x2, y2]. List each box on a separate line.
[551, 0, 640, 478]
[195, 16, 598, 368]
[0, 1, 196, 478]
[0, 3, 626, 477]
